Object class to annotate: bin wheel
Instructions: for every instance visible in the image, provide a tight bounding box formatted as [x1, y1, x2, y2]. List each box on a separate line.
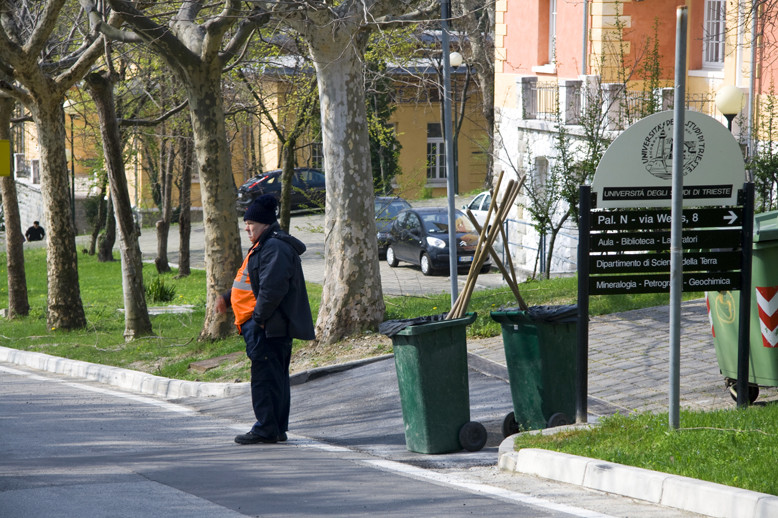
[502, 412, 520, 438]
[547, 412, 571, 428]
[726, 378, 759, 404]
[459, 421, 487, 452]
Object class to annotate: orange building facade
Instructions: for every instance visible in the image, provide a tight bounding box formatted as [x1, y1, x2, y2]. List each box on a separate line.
[494, 0, 769, 277]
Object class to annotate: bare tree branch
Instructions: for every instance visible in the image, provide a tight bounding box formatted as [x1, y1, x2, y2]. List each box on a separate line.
[24, 0, 66, 57]
[119, 99, 189, 127]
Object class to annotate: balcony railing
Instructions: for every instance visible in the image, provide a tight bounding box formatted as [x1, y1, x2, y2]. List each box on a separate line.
[520, 77, 721, 130]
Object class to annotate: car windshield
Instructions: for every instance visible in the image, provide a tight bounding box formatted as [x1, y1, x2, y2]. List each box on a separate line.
[376, 199, 410, 219]
[244, 174, 277, 189]
[421, 211, 476, 234]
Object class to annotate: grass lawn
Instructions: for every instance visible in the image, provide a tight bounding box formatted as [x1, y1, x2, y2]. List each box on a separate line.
[513, 406, 778, 496]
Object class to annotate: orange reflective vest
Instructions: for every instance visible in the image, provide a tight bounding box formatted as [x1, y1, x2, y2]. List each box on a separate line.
[231, 242, 259, 332]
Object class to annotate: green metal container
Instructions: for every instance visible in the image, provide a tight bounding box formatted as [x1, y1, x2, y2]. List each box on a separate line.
[391, 313, 476, 454]
[707, 210, 778, 393]
[491, 308, 577, 433]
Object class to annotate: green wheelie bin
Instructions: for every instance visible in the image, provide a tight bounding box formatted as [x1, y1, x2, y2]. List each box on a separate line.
[491, 306, 578, 435]
[388, 312, 487, 454]
[706, 210, 778, 403]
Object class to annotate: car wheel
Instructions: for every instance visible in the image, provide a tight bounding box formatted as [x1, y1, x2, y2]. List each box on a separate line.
[386, 246, 399, 267]
[480, 263, 491, 274]
[420, 253, 434, 276]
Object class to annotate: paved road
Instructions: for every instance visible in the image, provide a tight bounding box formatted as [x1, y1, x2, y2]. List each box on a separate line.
[1, 361, 699, 518]
[132, 196, 507, 296]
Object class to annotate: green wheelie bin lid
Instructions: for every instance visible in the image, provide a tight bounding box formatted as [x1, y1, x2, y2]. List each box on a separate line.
[754, 210, 778, 244]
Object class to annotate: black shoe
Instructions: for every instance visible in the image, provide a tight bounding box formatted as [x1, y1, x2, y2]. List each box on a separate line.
[278, 432, 288, 442]
[235, 431, 278, 445]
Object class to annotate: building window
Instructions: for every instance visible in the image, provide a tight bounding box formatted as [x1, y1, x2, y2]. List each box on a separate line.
[11, 104, 25, 156]
[703, 0, 725, 68]
[426, 123, 446, 181]
[309, 142, 324, 170]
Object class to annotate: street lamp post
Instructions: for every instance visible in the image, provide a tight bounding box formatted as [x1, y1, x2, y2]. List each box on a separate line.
[449, 51, 463, 194]
[715, 85, 746, 132]
[63, 100, 78, 233]
[441, 0, 458, 306]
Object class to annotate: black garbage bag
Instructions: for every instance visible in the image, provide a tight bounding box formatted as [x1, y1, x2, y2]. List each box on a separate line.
[496, 304, 578, 324]
[378, 313, 448, 338]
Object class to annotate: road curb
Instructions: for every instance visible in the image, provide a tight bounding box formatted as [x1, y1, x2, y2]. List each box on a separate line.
[0, 345, 396, 399]
[498, 440, 778, 518]
[0, 346, 250, 398]
[290, 354, 395, 385]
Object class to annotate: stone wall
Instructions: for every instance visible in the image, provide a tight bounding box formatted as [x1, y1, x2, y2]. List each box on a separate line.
[10, 177, 203, 235]
[14, 178, 89, 236]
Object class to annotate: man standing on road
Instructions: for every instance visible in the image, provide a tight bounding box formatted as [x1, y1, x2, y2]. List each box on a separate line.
[215, 194, 315, 445]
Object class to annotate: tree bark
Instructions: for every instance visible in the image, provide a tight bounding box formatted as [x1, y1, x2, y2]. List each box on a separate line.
[84, 71, 153, 339]
[155, 133, 174, 273]
[102, 0, 254, 340]
[98, 195, 116, 262]
[0, 96, 29, 318]
[88, 177, 108, 255]
[0, 0, 125, 330]
[279, 138, 297, 233]
[187, 75, 243, 340]
[307, 29, 385, 343]
[32, 100, 87, 329]
[177, 133, 193, 277]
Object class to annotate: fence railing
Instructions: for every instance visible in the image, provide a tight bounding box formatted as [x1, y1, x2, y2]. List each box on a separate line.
[520, 76, 721, 129]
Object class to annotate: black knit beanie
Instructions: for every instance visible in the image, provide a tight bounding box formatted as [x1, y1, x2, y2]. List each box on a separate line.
[243, 194, 278, 224]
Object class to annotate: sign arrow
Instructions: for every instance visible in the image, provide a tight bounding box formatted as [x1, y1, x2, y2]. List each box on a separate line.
[724, 210, 738, 225]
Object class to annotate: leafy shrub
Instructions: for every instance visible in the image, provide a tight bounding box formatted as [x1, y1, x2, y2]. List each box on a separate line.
[146, 275, 176, 303]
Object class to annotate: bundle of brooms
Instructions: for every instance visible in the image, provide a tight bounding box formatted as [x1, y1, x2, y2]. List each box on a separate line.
[446, 171, 529, 320]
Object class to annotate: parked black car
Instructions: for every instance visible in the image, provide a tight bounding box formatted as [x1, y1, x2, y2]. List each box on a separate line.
[375, 196, 412, 258]
[385, 207, 491, 276]
[236, 167, 325, 213]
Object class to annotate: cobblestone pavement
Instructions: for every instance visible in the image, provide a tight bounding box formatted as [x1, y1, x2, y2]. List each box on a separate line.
[469, 299, 778, 418]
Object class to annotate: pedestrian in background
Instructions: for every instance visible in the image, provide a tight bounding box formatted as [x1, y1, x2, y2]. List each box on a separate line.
[215, 194, 315, 444]
[25, 221, 45, 242]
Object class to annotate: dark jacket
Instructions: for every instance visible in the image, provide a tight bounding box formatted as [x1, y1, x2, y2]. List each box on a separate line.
[248, 222, 316, 340]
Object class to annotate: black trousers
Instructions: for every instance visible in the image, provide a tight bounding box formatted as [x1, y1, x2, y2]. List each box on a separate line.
[241, 318, 292, 439]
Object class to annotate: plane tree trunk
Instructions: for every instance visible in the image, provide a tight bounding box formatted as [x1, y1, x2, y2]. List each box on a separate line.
[85, 70, 153, 339]
[0, 96, 29, 318]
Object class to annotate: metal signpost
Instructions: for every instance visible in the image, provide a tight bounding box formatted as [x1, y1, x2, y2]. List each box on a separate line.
[577, 188, 753, 423]
[576, 41, 751, 425]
